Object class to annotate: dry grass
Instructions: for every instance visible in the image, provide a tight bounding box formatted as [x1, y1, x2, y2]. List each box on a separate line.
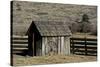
[12, 54, 97, 66]
[12, 1, 97, 35]
[72, 33, 97, 39]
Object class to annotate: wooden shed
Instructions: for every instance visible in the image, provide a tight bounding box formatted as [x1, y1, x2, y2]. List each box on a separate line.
[27, 21, 72, 56]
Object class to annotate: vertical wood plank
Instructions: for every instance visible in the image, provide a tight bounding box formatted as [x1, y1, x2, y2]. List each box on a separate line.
[42, 37, 47, 56]
[36, 39, 42, 56]
[42, 37, 45, 56]
[64, 37, 70, 55]
[58, 37, 61, 54]
[61, 37, 64, 55]
[45, 37, 48, 55]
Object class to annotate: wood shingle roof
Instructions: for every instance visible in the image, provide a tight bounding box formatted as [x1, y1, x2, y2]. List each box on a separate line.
[33, 21, 72, 36]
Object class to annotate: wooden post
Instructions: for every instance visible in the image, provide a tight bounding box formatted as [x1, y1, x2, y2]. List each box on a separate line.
[72, 38, 74, 54]
[70, 38, 72, 53]
[61, 37, 64, 55]
[45, 37, 48, 55]
[58, 37, 61, 54]
[85, 38, 87, 55]
[11, 40, 13, 66]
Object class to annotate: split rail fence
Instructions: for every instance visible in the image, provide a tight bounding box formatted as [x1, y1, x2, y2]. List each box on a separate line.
[11, 35, 28, 55]
[70, 37, 97, 56]
[11, 35, 97, 56]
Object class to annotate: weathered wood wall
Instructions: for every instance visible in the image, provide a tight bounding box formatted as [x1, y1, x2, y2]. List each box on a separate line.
[64, 37, 70, 55]
[41, 36, 70, 56]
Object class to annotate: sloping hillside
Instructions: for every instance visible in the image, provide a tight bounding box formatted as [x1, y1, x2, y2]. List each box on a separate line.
[12, 1, 97, 35]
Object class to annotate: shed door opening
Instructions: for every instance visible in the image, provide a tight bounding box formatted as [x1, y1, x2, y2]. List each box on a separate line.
[28, 22, 41, 56]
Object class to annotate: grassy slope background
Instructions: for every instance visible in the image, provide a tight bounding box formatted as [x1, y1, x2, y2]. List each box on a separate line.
[12, 1, 97, 35]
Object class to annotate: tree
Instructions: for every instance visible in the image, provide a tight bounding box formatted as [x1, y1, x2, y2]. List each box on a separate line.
[79, 14, 90, 33]
[82, 14, 89, 22]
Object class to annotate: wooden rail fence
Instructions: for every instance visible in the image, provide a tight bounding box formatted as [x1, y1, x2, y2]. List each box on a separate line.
[11, 36, 97, 56]
[11, 35, 28, 55]
[70, 37, 97, 56]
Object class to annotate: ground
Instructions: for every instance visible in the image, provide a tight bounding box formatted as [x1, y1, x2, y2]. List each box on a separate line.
[12, 54, 97, 66]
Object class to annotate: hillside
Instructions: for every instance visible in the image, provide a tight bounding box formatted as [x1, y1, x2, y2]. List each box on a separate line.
[12, 1, 97, 35]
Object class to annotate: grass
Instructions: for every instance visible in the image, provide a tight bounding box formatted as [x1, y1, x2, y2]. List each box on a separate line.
[12, 1, 97, 35]
[72, 32, 97, 39]
[12, 54, 97, 66]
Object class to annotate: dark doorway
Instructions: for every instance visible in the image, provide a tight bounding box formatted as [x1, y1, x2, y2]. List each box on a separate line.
[27, 21, 41, 56]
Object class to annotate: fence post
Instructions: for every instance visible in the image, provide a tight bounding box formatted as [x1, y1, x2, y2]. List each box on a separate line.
[71, 38, 74, 54]
[11, 37, 13, 66]
[70, 38, 71, 53]
[85, 37, 87, 55]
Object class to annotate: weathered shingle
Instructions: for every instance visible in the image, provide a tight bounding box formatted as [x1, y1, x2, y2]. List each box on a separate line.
[33, 21, 72, 36]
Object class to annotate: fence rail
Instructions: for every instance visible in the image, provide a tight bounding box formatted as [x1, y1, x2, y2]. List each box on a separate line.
[11, 35, 28, 55]
[70, 37, 97, 56]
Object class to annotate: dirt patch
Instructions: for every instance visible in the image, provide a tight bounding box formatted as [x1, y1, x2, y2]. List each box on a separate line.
[12, 54, 97, 66]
